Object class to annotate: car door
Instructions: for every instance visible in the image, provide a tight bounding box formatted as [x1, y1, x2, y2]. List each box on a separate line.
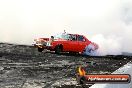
[62, 34, 78, 52]
[77, 35, 88, 52]
[62, 39, 72, 51]
[69, 34, 79, 52]
[60, 34, 71, 51]
[62, 34, 77, 52]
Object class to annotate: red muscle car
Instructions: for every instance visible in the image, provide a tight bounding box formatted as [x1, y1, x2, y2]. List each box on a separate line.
[33, 33, 98, 55]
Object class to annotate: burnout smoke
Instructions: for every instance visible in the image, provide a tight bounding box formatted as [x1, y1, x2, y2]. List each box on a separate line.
[91, 34, 122, 56]
[0, 0, 132, 53]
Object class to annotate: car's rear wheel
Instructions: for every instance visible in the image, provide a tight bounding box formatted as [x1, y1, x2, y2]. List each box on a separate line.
[38, 48, 44, 52]
[55, 45, 62, 54]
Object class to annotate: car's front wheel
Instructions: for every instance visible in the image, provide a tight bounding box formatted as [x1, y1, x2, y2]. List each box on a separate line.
[55, 45, 62, 54]
[38, 48, 44, 52]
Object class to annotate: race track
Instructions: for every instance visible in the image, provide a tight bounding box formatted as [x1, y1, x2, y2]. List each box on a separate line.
[0, 43, 131, 88]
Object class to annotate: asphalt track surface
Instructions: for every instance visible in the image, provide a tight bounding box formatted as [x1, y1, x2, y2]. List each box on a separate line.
[0, 43, 131, 88]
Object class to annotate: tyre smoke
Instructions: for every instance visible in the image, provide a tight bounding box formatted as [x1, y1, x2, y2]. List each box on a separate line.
[91, 34, 122, 56]
[0, 0, 132, 54]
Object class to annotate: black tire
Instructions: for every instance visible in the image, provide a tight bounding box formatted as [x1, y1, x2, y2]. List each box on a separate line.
[38, 48, 44, 52]
[55, 45, 62, 54]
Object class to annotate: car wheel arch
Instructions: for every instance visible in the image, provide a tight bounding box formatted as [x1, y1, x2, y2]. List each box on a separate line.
[55, 44, 63, 54]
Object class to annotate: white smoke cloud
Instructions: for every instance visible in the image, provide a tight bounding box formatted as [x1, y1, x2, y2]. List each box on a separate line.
[91, 34, 122, 55]
[0, 0, 132, 54]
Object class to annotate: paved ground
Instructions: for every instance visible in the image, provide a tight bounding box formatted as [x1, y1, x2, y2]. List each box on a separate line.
[0, 43, 131, 88]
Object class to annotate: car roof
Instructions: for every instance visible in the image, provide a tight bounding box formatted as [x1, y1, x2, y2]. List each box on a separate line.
[68, 33, 83, 36]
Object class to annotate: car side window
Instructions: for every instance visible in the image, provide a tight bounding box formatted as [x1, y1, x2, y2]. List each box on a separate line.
[69, 35, 77, 41]
[71, 35, 77, 41]
[78, 35, 85, 41]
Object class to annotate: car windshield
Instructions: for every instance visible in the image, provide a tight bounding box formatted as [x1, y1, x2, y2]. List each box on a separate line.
[53, 33, 70, 40]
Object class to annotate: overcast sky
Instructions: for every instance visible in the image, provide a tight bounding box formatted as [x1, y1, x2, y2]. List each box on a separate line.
[0, 0, 132, 53]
